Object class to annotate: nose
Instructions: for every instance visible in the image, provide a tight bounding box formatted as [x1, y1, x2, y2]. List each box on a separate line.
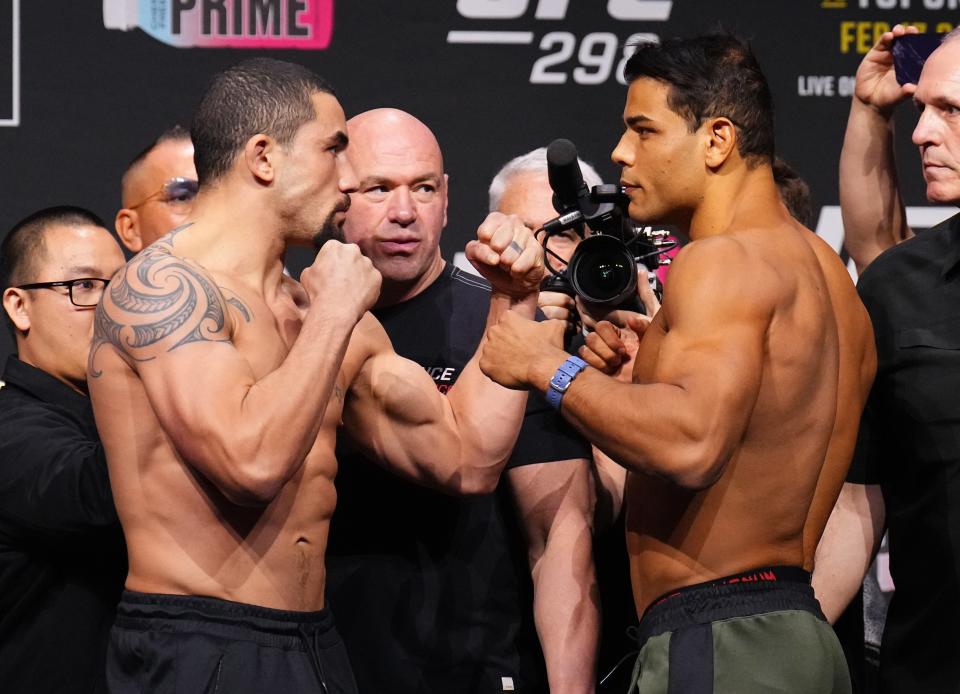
[387, 186, 416, 226]
[338, 154, 359, 194]
[611, 131, 633, 169]
[913, 107, 940, 148]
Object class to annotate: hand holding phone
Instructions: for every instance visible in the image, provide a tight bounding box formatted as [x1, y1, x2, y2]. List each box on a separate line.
[892, 33, 943, 86]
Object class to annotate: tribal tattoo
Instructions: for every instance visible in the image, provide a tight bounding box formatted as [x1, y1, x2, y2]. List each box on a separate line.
[89, 244, 252, 377]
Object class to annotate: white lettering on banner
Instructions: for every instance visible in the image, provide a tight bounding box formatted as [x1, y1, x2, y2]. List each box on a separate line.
[855, 0, 960, 7]
[456, 0, 529, 19]
[607, 0, 672, 20]
[798, 75, 836, 97]
[450, 0, 670, 85]
[456, 0, 671, 20]
[796, 76, 859, 97]
[0, 0, 20, 127]
[528, 31, 659, 85]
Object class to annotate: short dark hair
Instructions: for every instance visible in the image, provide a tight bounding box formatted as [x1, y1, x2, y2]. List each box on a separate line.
[624, 34, 775, 166]
[1, 206, 107, 290]
[121, 125, 192, 203]
[772, 157, 814, 228]
[191, 58, 336, 185]
[1, 206, 107, 337]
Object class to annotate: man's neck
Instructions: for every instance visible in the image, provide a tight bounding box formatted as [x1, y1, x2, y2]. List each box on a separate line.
[15, 349, 87, 396]
[687, 164, 783, 241]
[176, 183, 288, 294]
[374, 255, 447, 309]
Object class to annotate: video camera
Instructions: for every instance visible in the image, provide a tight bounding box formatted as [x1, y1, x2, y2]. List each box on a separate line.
[539, 138, 675, 309]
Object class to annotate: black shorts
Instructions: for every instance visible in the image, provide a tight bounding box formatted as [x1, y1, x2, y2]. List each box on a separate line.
[107, 590, 357, 694]
[628, 567, 851, 694]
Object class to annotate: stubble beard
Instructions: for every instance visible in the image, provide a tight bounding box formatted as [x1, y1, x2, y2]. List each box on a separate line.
[312, 195, 351, 249]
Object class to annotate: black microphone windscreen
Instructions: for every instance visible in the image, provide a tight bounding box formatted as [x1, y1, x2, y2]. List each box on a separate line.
[547, 139, 585, 213]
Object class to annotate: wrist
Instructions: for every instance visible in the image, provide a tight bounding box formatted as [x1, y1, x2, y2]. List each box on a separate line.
[544, 354, 590, 410]
[852, 94, 897, 122]
[490, 290, 539, 321]
[528, 348, 573, 394]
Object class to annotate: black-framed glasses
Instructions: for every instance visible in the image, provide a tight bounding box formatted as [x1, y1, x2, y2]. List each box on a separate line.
[15, 277, 111, 307]
[128, 177, 199, 210]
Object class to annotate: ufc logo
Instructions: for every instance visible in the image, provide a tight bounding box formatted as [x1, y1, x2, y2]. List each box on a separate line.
[456, 0, 672, 20]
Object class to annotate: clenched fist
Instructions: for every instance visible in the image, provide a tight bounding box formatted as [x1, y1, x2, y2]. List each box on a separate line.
[466, 213, 545, 299]
[302, 240, 382, 322]
[480, 311, 566, 389]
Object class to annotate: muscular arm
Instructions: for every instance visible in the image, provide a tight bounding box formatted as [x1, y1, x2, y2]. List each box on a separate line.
[90, 245, 370, 506]
[840, 26, 917, 273]
[812, 482, 886, 623]
[840, 100, 912, 273]
[342, 292, 538, 495]
[522, 239, 771, 489]
[509, 459, 598, 694]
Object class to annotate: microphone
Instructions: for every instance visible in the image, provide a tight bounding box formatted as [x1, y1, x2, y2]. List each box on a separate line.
[547, 139, 590, 214]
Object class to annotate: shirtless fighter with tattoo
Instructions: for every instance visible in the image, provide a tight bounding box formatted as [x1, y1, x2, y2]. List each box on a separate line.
[87, 59, 542, 694]
[475, 35, 875, 693]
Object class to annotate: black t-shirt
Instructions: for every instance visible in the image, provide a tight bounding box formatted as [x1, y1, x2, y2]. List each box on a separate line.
[848, 212, 960, 693]
[326, 264, 590, 694]
[0, 356, 126, 693]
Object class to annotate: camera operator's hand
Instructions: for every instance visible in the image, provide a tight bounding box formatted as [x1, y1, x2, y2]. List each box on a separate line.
[579, 315, 652, 383]
[480, 312, 566, 389]
[578, 275, 660, 382]
[577, 269, 661, 331]
[856, 23, 919, 116]
[466, 213, 545, 299]
[538, 290, 579, 332]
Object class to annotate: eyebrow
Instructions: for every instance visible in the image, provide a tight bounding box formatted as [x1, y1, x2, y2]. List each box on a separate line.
[329, 131, 348, 149]
[360, 174, 443, 187]
[625, 114, 654, 128]
[66, 265, 103, 277]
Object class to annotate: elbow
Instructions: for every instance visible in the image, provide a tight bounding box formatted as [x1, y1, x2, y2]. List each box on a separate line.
[438, 457, 504, 497]
[213, 447, 292, 507]
[223, 468, 285, 506]
[448, 468, 500, 497]
[654, 441, 727, 491]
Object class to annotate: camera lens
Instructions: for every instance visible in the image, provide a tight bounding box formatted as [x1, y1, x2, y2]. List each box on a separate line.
[569, 235, 637, 306]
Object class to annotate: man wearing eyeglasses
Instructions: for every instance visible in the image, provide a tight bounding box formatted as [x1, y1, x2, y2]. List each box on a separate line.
[0, 206, 126, 692]
[115, 125, 198, 253]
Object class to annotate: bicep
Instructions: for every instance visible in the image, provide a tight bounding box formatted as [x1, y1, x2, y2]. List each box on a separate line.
[342, 334, 454, 474]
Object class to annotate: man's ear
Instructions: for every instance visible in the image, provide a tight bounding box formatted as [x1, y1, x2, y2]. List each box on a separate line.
[2, 287, 30, 334]
[115, 209, 143, 253]
[703, 117, 738, 169]
[243, 133, 277, 184]
[442, 173, 450, 229]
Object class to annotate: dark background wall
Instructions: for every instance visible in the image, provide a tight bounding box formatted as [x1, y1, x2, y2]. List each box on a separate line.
[0, 0, 955, 365]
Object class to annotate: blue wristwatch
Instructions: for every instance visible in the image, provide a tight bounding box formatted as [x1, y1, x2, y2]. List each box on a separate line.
[546, 355, 589, 410]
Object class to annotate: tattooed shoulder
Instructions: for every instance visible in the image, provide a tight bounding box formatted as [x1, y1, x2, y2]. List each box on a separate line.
[89, 248, 234, 376]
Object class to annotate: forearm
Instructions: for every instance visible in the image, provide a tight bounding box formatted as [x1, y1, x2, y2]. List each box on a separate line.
[840, 99, 910, 272]
[513, 459, 599, 694]
[812, 483, 885, 622]
[531, 521, 599, 694]
[445, 292, 540, 491]
[526, 353, 722, 488]
[189, 308, 359, 501]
